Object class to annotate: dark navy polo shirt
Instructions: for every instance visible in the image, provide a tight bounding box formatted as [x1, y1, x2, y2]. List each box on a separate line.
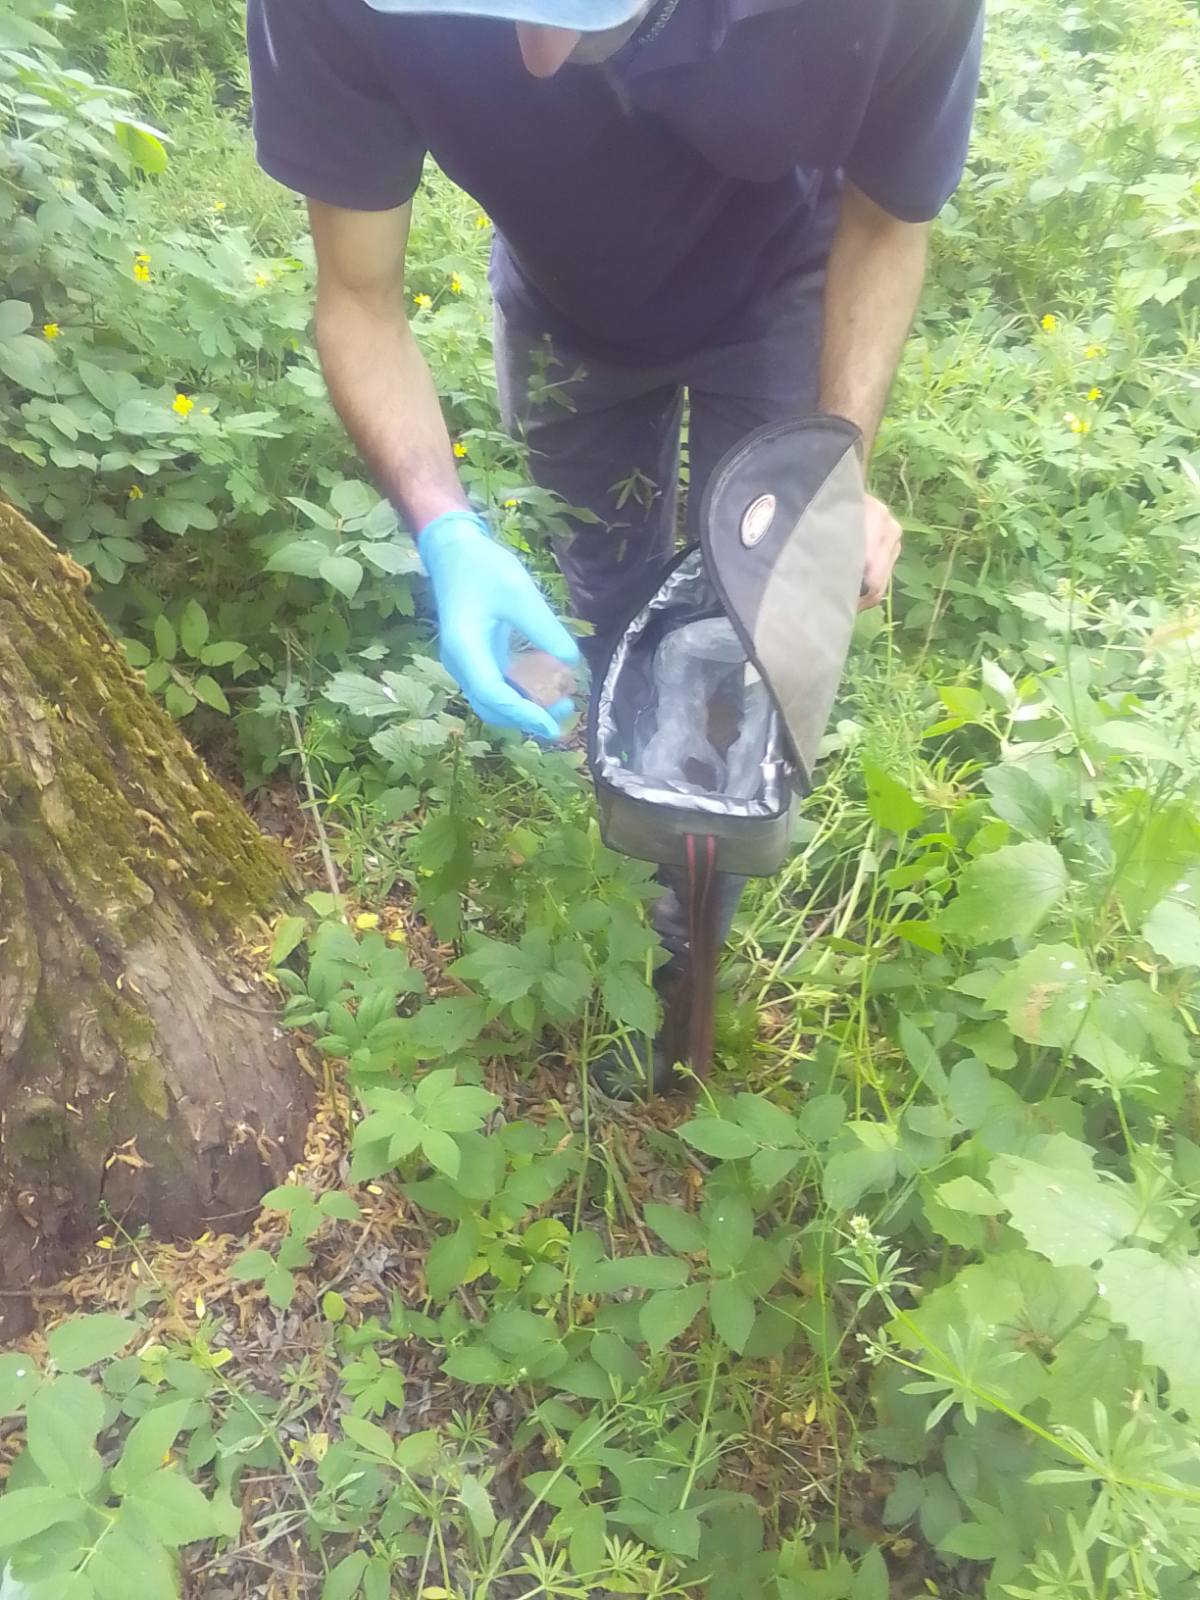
[247, 0, 983, 359]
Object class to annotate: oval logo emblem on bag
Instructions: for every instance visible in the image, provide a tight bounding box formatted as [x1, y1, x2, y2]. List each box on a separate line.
[740, 493, 776, 548]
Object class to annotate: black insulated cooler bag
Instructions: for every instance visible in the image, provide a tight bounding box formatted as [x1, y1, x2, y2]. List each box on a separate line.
[589, 414, 866, 1079]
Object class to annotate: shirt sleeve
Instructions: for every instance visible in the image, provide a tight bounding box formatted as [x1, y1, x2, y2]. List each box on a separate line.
[247, 0, 425, 211]
[846, 0, 984, 223]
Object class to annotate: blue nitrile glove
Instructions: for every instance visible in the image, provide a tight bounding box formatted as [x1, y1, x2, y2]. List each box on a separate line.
[418, 511, 580, 741]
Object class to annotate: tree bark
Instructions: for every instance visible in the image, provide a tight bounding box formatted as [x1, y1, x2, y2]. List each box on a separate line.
[0, 502, 312, 1336]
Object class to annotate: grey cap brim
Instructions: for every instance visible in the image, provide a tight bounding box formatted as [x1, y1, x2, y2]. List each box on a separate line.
[362, 0, 645, 30]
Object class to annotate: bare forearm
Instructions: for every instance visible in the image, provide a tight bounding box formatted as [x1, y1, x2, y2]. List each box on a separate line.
[314, 284, 467, 533]
[819, 181, 929, 457]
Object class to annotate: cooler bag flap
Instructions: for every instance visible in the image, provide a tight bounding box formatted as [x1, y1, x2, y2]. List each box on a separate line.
[699, 414, 865, 790]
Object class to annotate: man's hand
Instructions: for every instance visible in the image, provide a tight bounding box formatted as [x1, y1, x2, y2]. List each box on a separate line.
[418, 512, 580, 740]
[859, 493, 902, 610]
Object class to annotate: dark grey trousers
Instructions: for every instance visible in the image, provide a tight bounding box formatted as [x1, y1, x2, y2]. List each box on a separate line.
[494, 270, 825, 965]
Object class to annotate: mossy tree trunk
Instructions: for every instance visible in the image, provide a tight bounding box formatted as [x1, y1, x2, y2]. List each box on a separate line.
[0, 503, 312, 1335]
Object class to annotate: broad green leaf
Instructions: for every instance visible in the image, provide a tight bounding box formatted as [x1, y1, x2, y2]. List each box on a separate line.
[935, 1176, 1002, 1216]
[270, 915, 308, 966]
[0, 1352, 40, 1413]
[1095, 720, 1186, 768]
[28, 1572, 93, 1600]
[317, 1190, 361, 1222]
[341, 1416, 395, 1459]
[639, 1283, 707, 1354]
[643, 1202, 706, 1255]
[1101, 1249, 1200, 1418]
[0, 299, 33, 341]
[984, 943, 1098, 1047]
[601, 965, 658, 1035]
[330, 478, 377, 519]
[192, 674, 230, 714]
[320, 553, 365, 599]
[441, 1346, 511, 1385]
[152, 613, 176, 661]
[652, 1506, 701, 1558]
[991, 1156, 1139, 1266]
[1142, 896, 1200, 967]
[850, 1545, 889, 1600]
[709, 1279, 756, 1353]
[458, 1473, 496, 1538]
[822, 1145, 898, 1211]
[267, 538, 330, 578]
[178, 599, 209, 656]
[0, 1487, 81, 1548]
[89, 1523, 176, 1600]
[113, 1399, 195, 1491]
[421, 1127, 461, 1178]
[705, 1192, 754, 1275]
[940, 842, 1068, 945]
[425, 1219, 482, 1299]
[982, 763, 1054, 838]
[324, 1552, 369, 1600]
[113, 117, 169, 174]
[124, 1467, 217, 1545]
[26, 1376, 105, 1493]
[678, 1117, 758, 1160]
[862, 760, 924, 832]
[576, 1254, 689, 1293]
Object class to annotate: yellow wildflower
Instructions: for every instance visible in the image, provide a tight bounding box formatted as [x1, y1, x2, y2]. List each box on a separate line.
[42, 322, 60, 340]
[504, 498, 518, 509]
[133, 252, 151, 283]
[127, 484, 143, 500]
[387, 927, 406, 944]
[355, 911, 380, 930]
[1086, 386, 1102, 401]
[212, 199, 227, 211]
[453, 441, 468, 458]
[475, 213, 489, 229]
[450, 274, 463, 294]
[413, 292, 432, 309]
[255, 272, 270, 288]
[1040, 313, 1057, 331]
[1084, 342, 1105, 359]
[1062, 411, 1090, 435]
[172, 393, 195, 418]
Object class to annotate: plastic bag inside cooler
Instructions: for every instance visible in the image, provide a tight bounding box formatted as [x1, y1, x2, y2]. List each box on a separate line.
[593, 549, 790, 819]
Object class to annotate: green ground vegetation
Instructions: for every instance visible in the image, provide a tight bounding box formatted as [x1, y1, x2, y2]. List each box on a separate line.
[1, 0, 1199, 1596]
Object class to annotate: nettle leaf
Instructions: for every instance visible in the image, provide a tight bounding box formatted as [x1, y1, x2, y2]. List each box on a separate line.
[1099, 1249, 1200, 1418]
[990, 1156, 1139, 1266]
[940, 842, 1068, 946]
